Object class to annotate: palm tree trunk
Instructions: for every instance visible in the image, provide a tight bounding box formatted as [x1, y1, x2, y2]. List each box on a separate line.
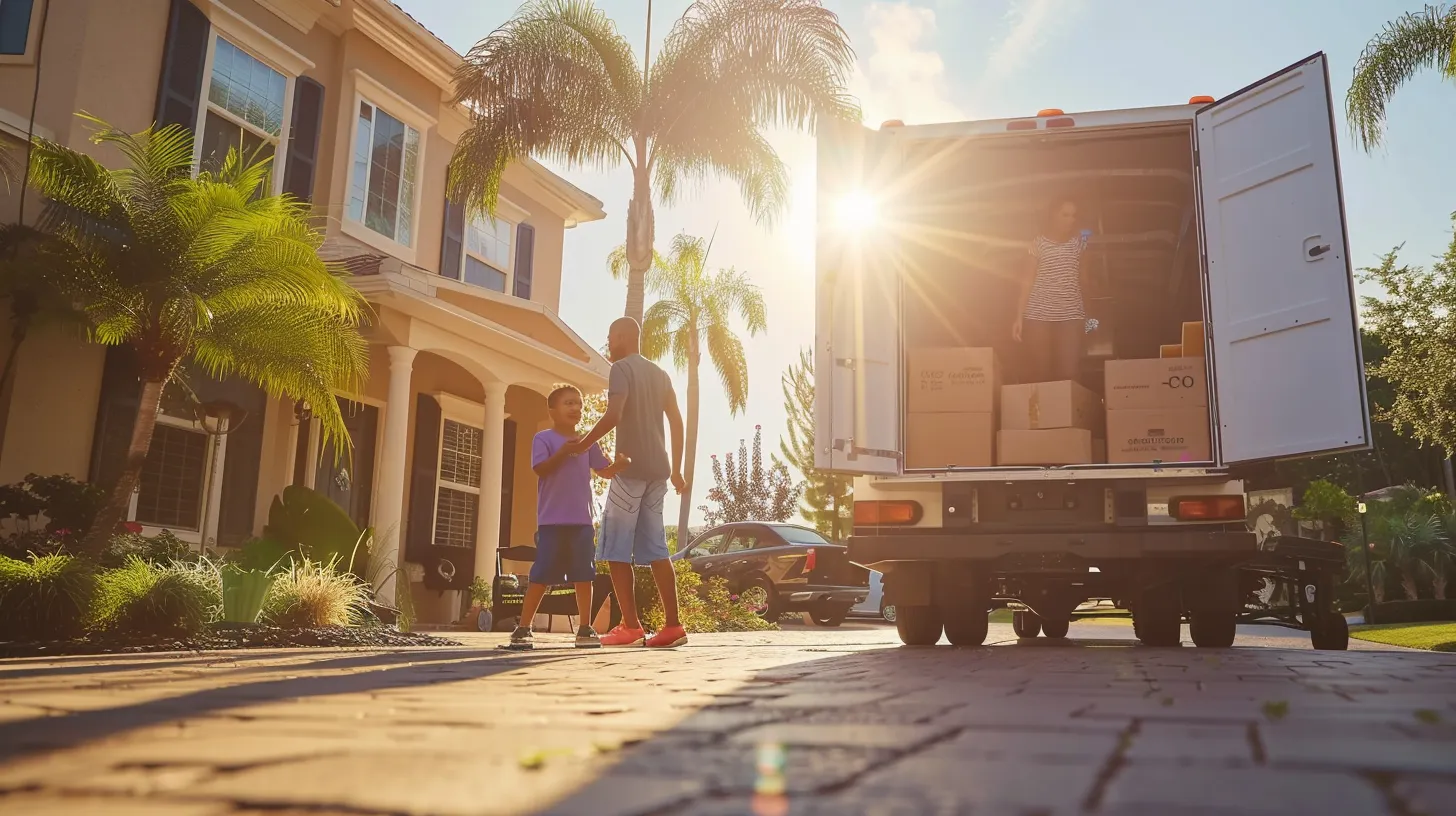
[624, 164, 654, 323]
[81, 377, 165, 554]
[677, 343, 700, 546]
[1399, 571, 1420, 601]
[1433, 571, 1448, 600]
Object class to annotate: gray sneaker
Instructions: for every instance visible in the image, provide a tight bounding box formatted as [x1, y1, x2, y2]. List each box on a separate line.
[575, 625, 601, 649]
[508, 626, 534, 651]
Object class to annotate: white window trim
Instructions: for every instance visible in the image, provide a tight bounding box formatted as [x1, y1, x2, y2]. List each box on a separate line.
[459, 196, 527, 294]
[343, 69, 435, 264]
[128, 413, 214, 543]
[432, 416, 483, 550]
[0, 0, 46, 66]
[192, 29, 295, 196]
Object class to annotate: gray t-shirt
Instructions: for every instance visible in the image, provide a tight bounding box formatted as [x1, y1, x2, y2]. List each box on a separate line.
[609, 354, 673, 481]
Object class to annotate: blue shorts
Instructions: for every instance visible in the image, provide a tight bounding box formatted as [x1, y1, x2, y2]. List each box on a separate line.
[529, 525, 596, 585]
[598, 477, 670, 565]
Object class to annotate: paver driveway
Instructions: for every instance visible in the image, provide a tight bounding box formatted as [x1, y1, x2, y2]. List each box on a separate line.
[0, 621, 1452, 816]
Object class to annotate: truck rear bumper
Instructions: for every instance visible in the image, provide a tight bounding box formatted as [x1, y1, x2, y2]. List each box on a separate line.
[849, 530, 1257, 567]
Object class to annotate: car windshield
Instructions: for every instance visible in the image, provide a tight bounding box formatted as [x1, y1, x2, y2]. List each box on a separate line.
[771, 526, 829, 546]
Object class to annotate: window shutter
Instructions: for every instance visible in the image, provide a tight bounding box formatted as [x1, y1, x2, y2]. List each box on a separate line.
[440, 193, 465, 280]
[153, 0, 210, 134]
[498, 419, 516, 547]
[513, 223, 535, 300]
[282, 77, 325, 202]
[88, 347, 142, 490]
[404, 393, 442, 565]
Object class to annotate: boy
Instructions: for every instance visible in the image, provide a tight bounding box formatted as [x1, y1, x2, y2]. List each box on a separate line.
[508, 385, 628, 650]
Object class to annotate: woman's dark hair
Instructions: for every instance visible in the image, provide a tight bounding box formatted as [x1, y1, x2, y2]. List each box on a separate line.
[1046, 198, 1077, 226]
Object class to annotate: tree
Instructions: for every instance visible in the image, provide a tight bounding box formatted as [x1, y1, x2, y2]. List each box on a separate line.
[448, 0, 857, 322]
[620, 233, 766, 543]
[18, 118, 369, 554]
[699, 426, 802, 525]
[779, 347, 850, 538]
[1346, 4, 1456, 151]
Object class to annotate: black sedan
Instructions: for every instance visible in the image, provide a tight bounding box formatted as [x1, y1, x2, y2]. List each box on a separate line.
[673, 522, 870, 626]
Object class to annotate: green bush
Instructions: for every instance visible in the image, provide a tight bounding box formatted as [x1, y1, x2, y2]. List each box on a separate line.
[91, 557, 220, 637]
[0, 473, 104, 544]
[1363, 599, 1456, 624]
[101, 530, 193, 569]
[262, 558, 369, 628]
[631, 560, 776, 634]
[0, 553, 96, 640]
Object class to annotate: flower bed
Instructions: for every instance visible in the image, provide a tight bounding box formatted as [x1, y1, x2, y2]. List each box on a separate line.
[0, 625, 459, 658]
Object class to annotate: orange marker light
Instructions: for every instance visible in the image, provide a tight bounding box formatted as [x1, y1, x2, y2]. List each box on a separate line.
[1037, 108, 1064, 117]
[1189, 95, 1215, 105]
[1170, 495, 1245, 521]
[880, 119, 904, 129]
[854, 500, 922, 525]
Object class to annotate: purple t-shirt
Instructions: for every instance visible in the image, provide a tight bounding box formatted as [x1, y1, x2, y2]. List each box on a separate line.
[533, 429, 609, 526]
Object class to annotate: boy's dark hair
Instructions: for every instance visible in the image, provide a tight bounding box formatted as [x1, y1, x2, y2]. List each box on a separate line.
[548, 384, 581, 408]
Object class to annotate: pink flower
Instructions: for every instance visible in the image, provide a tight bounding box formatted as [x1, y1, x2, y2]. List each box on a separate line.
[53, 528, 71, 537]
[120, 521, 143, 534]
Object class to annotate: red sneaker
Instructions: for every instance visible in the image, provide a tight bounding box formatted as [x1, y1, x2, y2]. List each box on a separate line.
[646, 624, 688, 648]
[600, 624, 646, 647]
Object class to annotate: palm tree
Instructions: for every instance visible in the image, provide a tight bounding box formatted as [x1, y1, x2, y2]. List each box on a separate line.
[1346, 4, 1456, 151]
[613, 233, 765, 538]
[449, 0, 857, 322]
[19, 117, 369, 554]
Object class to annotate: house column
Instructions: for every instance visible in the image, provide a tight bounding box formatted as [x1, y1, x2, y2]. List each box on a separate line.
[375, 345, 418, 605]
[473, 381, 509, 584]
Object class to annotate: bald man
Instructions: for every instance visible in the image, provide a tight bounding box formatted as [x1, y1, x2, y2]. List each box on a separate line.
[569, 317, 687, 647]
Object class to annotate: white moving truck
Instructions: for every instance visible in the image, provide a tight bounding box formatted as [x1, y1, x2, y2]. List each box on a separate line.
[815, 54, 1366, 649]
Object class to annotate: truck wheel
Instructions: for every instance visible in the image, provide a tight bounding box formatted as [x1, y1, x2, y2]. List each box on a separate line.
[1012, 610, 1041, 638]
[1310, 612, 1350, 650]
[896, 605, 943, 646]
[943, 606, 989, 646]
[1189, 609, 1236, 648]
[810, 603, 852, 627]
[1136, 584, 1182, 647]
[1040, 617, 1070, 639]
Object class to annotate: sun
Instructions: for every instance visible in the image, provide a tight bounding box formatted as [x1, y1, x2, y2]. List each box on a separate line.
[834, 191, 878, 230]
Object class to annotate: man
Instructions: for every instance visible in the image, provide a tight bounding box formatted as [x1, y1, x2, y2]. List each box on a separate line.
[568, 317, 687, 648]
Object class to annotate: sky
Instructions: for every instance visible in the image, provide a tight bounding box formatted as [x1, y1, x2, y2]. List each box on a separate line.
[395, 0, 1456, 525]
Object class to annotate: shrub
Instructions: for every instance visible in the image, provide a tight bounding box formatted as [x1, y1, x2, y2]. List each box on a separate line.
[0, 553, 96, 640]
[0, 473, 104, 543]
[91, 557, 220, 637]
[635, 560, 777, 634]
[1363, 599, 1456, 624]
[262, 558, 369, 628]
[101, 530, 193, 569]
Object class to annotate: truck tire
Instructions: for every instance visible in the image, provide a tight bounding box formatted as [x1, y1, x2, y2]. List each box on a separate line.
[896, 605, 943, 646]
[1310, 612, 1350, 650]
[1012, 610, 1041, 638]
[1189, 609, 1236, 648]
[1040, 617, 1070, 639]
[1136, 584, 1182, 647]
[942, 606, 989, 646]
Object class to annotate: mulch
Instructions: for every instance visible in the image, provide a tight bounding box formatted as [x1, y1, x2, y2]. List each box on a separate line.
[0, 625, 462, 658]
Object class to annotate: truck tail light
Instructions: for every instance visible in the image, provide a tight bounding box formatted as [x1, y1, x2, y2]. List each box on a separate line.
[1045, 116, 1075, 128]
[854, 500, 922, 525]
[804, 547, 818, 573]
[1170, 495, 1246, 521]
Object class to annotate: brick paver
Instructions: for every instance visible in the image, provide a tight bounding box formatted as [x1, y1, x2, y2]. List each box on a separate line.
[0, 622, 1452, 815]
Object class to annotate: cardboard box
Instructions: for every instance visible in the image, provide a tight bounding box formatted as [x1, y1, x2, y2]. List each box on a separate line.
[1001, 380, 1102, 431]
[906, 347, 1000, 413]
[997, 428, 1094, 466]
[1105, 408, 1211, 464]
[1181, 321, 1205, 357]
[1159, 344, 1182, 358]
[1104, 358, 1208, 410]
[1093, 438, 1108, 464]
[905, 412, 995, 469]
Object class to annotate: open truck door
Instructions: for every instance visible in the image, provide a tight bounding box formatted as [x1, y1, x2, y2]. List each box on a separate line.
[1196, 53, 1370, 465]
[815, 120, 903, 475]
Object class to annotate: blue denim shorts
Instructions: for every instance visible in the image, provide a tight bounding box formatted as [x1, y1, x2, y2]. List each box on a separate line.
[529, 525, 597, 585]
[597, 477, 670, 565]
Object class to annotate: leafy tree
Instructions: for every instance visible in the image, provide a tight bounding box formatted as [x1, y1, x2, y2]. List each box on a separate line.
[699, 426, 802, 525]
[17, 118, 369, 554]
[779, 347, 850, 538]
[619, 233, 766, 543]
[1346, 4, 1456, 151]
[448, 0, 857, 322]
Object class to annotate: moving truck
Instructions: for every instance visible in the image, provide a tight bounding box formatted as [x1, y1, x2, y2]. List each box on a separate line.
[815, 54, 1365, 649]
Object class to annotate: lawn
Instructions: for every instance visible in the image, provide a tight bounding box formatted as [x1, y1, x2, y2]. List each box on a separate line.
[1349, 622, 1456, 652]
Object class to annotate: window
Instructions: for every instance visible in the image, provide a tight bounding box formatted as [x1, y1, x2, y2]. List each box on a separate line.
[197, 37, 287, 178]
[433, 419, 482, 548]
[462, 214, 513, 292]
[688, 534, 727, 558]
[0, 0, 35, 56]
[133, 419, 210, 532]
[349, 100, 420, 247]
[725, 532, 755, 553]
[772, 525, 829, 546]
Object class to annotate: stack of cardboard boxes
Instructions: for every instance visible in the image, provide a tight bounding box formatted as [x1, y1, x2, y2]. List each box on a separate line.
[904, 347, 1000, 469]
[1103, 355, 1210, 464]
[997, 380, 1103, 465]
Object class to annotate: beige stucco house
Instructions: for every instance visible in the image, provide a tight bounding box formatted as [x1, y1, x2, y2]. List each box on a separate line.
[0, 0, 610, 623]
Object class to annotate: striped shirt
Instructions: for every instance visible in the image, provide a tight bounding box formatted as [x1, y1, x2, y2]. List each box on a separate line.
[1024, 234, 1086, 321]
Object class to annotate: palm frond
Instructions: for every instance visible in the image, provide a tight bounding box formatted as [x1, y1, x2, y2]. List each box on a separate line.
[704, 322, 749, 413]
[1347, 5, 1456, 151]
[641, 298, 685, 363]
[707, 268, 767, 336]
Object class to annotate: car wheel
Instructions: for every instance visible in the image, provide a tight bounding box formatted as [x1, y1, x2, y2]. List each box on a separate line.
[942, 605, 989, 646]
[1189, 609, 1237, 648]
[1040, 617, 1070, 639]
[1136, 583, 1182, 647]
[1012, 610, 1042, 638]
[738, 575, 781, 621]
[811, 603, 852, 627]
[880, 600, 897, 623]
[895, 605, 942, 646]
[1310, 612, 1349, 650]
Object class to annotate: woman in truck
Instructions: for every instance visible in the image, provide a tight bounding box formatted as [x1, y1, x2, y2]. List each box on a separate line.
[1012, 198, 1090, 383]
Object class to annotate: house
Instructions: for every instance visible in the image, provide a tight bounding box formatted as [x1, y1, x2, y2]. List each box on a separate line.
[0, 0, 610, 624]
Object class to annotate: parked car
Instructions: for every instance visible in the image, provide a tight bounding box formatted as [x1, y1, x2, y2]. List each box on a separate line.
[850, 571, 896, 622]
[674, 522, 870, 626]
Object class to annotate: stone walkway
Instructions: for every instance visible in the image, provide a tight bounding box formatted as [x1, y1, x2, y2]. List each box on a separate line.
[0, 622, 1452, 816]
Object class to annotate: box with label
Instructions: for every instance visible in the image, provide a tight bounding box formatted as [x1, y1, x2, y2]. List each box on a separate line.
[905, 412, 995, 469]
[906, 347, 1000, 413]
[1104, 358, 1208, 410]
[1181, 321, 1205, 357]
[996, 428, 1094, 466]
[1105, 408, 1211, 464]
[1000, 380, 1102, 431]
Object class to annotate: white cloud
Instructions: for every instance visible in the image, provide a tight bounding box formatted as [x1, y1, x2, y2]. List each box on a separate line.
[853, 2, 964, 126]
[975, 0, 1085, 96]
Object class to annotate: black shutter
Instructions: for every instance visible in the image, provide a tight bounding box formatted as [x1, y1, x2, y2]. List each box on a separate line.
[282, 77, 325, 202]
[440, 193, 465, 280]
[88, 347, 143, 490]
[497, 419, 516, 551]
[404, 394, 441, 564]
[153, 0, 210, 133]
[513, 223, 535, 299]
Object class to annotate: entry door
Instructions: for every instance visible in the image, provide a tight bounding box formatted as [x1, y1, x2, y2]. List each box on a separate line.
[1195, 53, 1370, 465]
[315, 399, 379, 528]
